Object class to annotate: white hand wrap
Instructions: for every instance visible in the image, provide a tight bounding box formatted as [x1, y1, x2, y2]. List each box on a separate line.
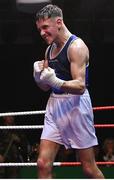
[33, 61, 42, 83]
[40, 67, 65, 89]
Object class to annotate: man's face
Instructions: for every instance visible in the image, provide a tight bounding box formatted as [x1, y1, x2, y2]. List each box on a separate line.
[3, 116, 14, 125]
[36, 17, 60, 45]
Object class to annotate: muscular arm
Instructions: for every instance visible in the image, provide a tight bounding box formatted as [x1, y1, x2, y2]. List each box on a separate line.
[60, 38, 89, 94]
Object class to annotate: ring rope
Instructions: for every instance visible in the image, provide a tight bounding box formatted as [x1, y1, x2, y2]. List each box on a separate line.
[0, 162, 114, 167]
[0, 106, 114, 117]
[0, 125, 44, 129]
[0, 124, 114, 129]
[93, 106, 114, 111]
[0, 110, 46, 117]
[94, 124, 114, 128]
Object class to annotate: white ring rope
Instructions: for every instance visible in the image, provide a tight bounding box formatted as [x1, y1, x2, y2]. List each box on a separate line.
[0, 162, 61, 167]
[0, 163, 37, 167]
[0, 125, 44, 129]
[0, 110, 46, 117]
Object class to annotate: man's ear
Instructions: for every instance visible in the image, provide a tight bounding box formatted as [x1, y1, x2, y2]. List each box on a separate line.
[56, 18, 62, 28]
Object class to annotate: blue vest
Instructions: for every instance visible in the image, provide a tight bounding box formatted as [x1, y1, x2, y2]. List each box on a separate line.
[47, 35, 88, 93]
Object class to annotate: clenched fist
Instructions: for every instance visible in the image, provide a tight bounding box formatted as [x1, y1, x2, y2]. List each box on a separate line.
[40, 67, 65, 89]
[33, 60, 45, 83]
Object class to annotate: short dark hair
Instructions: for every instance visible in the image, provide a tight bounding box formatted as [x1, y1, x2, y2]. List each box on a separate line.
[36, 4, 63, 21]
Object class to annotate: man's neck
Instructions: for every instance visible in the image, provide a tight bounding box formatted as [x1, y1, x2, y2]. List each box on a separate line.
[55, 25, 72, 48]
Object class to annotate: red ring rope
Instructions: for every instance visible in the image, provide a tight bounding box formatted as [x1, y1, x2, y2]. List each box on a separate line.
[94, 124, 114, 128]
[93, 106, 114, 111]
[57, 161, 114, 166]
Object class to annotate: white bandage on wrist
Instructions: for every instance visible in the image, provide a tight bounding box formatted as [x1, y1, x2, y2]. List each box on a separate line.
[40, 68, 65, 89]
[48, 75, 65, 89]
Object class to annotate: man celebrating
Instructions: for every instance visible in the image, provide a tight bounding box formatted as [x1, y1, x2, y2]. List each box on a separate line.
[33, 4, 104, 179]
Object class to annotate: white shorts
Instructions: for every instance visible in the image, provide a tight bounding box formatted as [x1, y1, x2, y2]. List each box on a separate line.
[41, 89, 98, 149]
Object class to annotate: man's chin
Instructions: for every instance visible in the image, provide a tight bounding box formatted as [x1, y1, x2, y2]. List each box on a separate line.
[48, 42, 52, 45]
[44, 38, 53, 45]
[46, 41, 52, 45]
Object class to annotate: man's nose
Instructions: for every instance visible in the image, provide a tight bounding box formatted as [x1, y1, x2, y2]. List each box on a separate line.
[40, 29, 45, 36]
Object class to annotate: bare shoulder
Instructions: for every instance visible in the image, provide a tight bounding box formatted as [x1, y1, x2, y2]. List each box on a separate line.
[68, 38, 89, 64]
[70, 38, 89, 52]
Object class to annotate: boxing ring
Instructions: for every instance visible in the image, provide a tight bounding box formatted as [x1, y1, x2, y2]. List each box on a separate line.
[0, 105, 114, 178]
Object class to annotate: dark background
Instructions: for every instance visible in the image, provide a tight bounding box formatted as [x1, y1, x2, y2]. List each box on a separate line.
[0, 0, 114, 144]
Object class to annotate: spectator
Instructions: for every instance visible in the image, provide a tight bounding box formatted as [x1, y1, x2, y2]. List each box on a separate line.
[102, 138, 114, 167]
[29, 143, 39, 162]
[0, 116, 29, 178]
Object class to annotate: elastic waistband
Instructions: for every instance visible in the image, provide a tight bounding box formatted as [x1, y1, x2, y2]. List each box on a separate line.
[51, 89, 89, 98]
[51, 92, 75, 98]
